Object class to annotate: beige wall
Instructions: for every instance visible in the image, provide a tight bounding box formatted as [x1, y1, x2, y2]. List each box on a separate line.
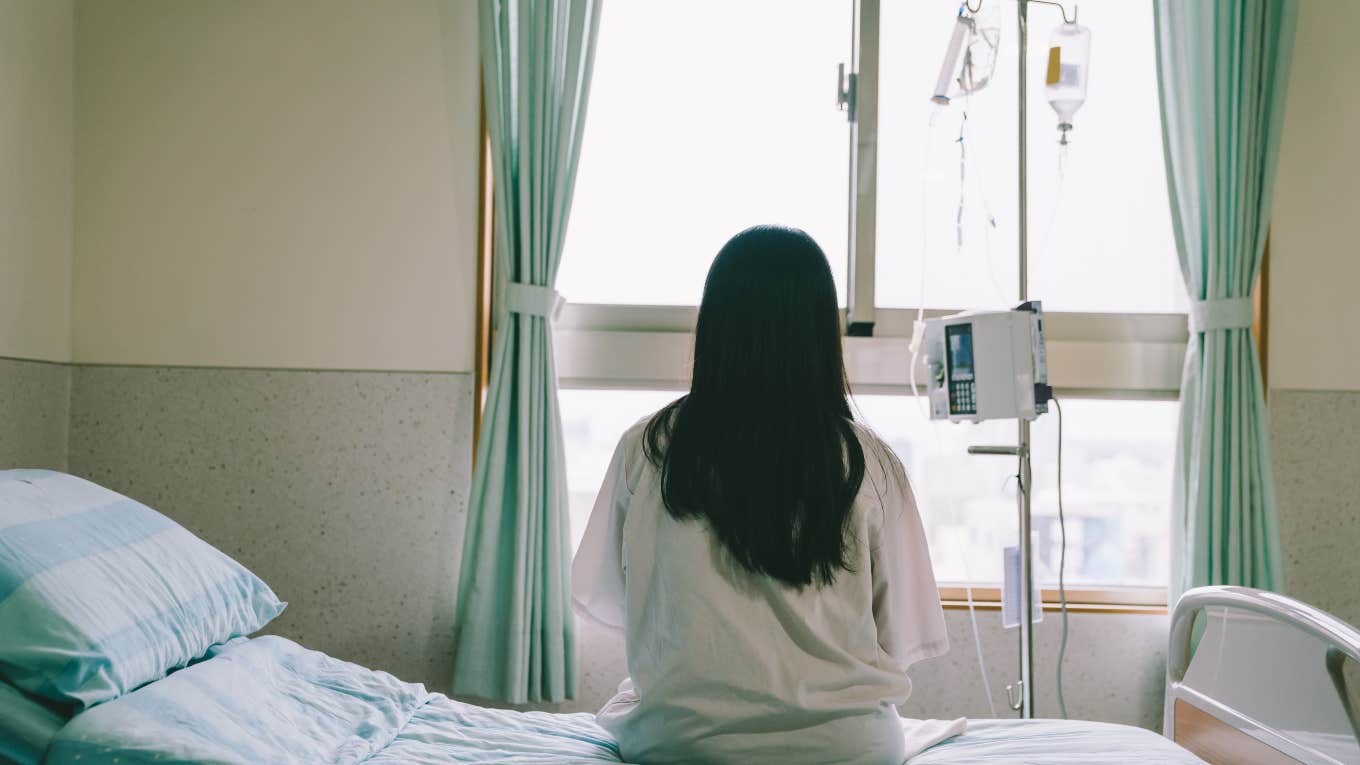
[72, 0, 480, 372]
[1267, 2, 1360, 626]
[0, 0, 74, 362]
[1269, 0, 1360, 392]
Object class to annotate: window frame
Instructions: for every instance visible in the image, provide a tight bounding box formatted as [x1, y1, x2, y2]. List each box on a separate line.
[474, 3, 1272, 614]
[556, 303, 1188, 398]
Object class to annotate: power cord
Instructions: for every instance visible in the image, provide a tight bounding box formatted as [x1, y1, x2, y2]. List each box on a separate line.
[1053, 395, 1070, 719]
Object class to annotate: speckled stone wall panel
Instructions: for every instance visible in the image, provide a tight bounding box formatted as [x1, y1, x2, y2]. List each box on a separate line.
[1270, 389, 1360, 627]
[0, 357, 69, 470]
[67, 365, 473, 691]
[544, 607, 1169, 730]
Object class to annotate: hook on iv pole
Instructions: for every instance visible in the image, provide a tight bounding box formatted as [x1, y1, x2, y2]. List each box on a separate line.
[962, 1, 1075, 25]
[1025, 0, 1078, 25]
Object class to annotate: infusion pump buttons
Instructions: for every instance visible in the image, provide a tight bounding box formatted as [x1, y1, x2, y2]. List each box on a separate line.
[950, 380, 977, 415]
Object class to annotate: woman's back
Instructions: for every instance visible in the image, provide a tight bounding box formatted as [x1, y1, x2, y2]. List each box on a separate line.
[571, 226, 952, 764]
[574, 419, 948, 765]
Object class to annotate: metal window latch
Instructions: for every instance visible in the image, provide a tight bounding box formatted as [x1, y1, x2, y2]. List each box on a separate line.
[837, 63, 857, 122]
[1005, 680, 1025, 711]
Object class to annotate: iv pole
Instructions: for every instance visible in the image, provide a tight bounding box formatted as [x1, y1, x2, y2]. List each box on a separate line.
[1014, 0, 1073, 719]
[970, 0, 1034, 719]
[1010, 0, 1070, 720]
[1016, 0, 1034, 720]
[971, 0, 1069, 719]
[961, 0, 1073, 720]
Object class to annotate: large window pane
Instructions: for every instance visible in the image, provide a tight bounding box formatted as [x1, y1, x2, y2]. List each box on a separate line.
[876, 0, 1019, 311]
[558, 1, 852, 307]
[852, 394, 1177, 588]
[562, 388, 1175, 589]
[560, 388, 679, 552]
[875, 0, 1185, 313]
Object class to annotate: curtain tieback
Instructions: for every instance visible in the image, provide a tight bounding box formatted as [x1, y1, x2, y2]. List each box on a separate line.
[1189, 297, 1254, 333]
[505, 282, 564, 321]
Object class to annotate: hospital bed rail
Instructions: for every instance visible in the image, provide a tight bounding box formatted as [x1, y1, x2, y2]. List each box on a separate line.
[1166, 585, 1360, 765]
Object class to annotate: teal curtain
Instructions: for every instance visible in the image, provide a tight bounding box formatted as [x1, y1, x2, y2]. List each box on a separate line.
[451, 0, 601, 704]
[1154, 0, 1297, 601]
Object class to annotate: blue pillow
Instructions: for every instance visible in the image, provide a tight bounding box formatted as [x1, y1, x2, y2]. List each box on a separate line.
[0, 470, 285, 709]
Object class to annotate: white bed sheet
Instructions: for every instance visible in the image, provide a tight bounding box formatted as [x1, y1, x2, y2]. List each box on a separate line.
[912, 718, 1207, 764]
[1285, 730, 1360, 765]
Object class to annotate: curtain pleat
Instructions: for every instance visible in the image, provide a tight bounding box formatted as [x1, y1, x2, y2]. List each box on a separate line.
[1154, 0, 1297, 601]
[449, 0, 600, 704]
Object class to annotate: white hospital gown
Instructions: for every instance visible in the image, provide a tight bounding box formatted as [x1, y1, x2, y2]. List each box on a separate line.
[572, 418, 964, 765]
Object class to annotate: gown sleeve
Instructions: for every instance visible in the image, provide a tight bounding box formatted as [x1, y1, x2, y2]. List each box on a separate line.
[571, 429, 637, 631]
[870, 452, 950, 670]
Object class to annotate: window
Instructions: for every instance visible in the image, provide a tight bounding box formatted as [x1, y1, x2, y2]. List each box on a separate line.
[561, 388, 678, 552]
[551, 0, 1189, 604]
[853, 395, 1177, 588]
[875, 0, 1186, 313]
[557, 0, 853, 306]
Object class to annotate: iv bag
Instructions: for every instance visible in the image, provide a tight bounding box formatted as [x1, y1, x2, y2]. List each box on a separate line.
[930, 4, 1002, 104]
[1045, 21, 1091, 144]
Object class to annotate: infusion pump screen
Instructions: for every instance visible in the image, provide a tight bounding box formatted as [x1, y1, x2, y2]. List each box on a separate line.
[946, 324, 975, 381]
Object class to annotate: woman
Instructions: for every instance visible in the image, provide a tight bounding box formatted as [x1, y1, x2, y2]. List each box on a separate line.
[573, 225, 961, 764]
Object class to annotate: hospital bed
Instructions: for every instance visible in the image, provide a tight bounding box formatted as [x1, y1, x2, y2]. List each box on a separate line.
[1, 472, 1355, 764]
[1166, 587, 1360, 765]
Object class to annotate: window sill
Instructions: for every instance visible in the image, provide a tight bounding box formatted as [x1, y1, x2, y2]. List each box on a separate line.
[937, 585, 1168, 616]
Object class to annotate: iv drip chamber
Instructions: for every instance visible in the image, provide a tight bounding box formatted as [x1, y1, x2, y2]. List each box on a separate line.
[1045, 21, 1091, 144]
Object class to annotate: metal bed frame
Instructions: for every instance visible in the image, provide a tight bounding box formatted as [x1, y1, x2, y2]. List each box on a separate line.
[1167, 586, 1360, 765]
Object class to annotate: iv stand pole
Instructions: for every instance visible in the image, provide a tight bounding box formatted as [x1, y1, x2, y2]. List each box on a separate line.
[1015, 0, 1035, 720]
[969, 0, 1037, 719]
[976, 0, 1071, 719]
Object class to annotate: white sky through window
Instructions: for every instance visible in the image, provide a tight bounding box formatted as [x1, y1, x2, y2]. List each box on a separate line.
[558, 0, 852, 306]
[876, 0, 1186, 312]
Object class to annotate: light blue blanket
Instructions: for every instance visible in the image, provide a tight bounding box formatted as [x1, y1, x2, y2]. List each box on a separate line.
[0, 681, 67, 765]
[47, 636, 1202, 764]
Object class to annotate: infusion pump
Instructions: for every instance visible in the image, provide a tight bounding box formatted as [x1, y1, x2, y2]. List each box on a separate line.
[922, 302, 1051, 423]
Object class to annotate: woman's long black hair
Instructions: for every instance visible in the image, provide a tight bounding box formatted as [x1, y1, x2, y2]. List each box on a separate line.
[644, 225, 866, 588]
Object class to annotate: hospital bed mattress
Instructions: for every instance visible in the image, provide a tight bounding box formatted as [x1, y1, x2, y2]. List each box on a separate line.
[913, 718, 1206, 763]
[43, 635, 1203, 764]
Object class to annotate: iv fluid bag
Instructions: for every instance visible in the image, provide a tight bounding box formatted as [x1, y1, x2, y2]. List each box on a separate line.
[931, 14, 970, 104]
[1045, 21, 1091, 141]
[930, 4, 1002, 104]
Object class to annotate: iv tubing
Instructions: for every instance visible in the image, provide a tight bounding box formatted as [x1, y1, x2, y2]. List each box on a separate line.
[1054, 395, 1070, 720]
[910, 103, 995, 718]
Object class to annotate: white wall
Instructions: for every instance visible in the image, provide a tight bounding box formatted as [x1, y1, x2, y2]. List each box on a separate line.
[72, 0, 480, 372]
[1269, 0, 1360, 392]
[0, 0, 74, 363]
[1266, 2, 1360, 627]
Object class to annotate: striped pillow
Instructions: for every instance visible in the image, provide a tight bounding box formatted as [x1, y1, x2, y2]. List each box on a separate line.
[0, 470, 285, 709]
